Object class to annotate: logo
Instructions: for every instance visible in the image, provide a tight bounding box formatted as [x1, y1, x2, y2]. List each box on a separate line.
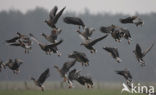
[121, 83, 155, 95]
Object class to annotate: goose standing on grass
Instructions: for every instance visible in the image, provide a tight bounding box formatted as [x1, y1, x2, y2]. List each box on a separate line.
[81, 34, 108, 53]
[54, 59, 77, 82]
[31, 68, 50, 91]
[76, 27, 95, 40]
[41, 28, 62, 43]
[30, 33, 63, 56]
[5, 58, 23, 74]
[45, 6, 66, 29]
[133, 43, 154, 66]
[103, 47, 122, 63]
[68, 51, 89, 66]
[120, 16, 144, 27]
[76, 76, 93, 88]
[63, 16, 85, 29]
[116, 68, 132, 88]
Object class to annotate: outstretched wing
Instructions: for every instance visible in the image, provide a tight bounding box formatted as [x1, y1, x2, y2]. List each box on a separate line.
[6, 37, 20, 43]
[64, 17, 85, 27]
[37, 68, 50, 85]
[143, 44, 154, 57]
[52, 7, 66, 25]
[47, 39, 63, 48]
[89, 34, 108, 46]
[136, 43, 142, 55]
[49, 6, 58, 20]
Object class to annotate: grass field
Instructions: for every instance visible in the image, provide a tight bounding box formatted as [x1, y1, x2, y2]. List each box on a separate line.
[0, 89, 145, 95]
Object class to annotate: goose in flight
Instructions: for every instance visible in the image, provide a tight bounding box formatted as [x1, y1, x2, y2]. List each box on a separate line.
[54, 59, 77, 82]
[81, 35, 108, 53]
[103, 47, 122, 63]
[68, 69, 93, 88]
[63, 16, 85, 29]
[45, 6, 66, 29]
[133, 43, 154, 66]
[30, 33, 63, 56]
[31, 68, 50, 91]
[68, 51, 89, 66]
[116, 68, 132, 88]
[41, 28, 62, 43]
[5, 58, 23, 74]
[76, 27, 95, 40]
[120, 16, 144, 27]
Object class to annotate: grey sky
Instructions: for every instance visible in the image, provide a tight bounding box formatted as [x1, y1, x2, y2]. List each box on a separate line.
[0, 0, 156, 14]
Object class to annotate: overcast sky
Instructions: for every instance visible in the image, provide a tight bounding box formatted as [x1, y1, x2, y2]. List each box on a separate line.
[0, 0, 156, 14]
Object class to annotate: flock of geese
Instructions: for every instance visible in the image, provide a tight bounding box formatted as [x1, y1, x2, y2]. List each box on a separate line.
[0, 5, 155, 93]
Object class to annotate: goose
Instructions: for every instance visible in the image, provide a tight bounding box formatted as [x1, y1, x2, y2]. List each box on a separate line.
[116, 68, 132, 88]
[45, 6, 66, 29]
[68, 69, 93, 88]
[120, 28, 132, 44]
[9, 39, 32, 54]
[5, 58, 23, 74]
[63, 16, 85, 29]
[76, 76, 93, 88]
[6, 32, 29, 43]
[81, 35, 108, 53]
[31, 68, 50, 91]
[76, 27, 95, 40]
[30, 33, 63, 56]
[41, 28, 62, 43]
[120, 16, 143, 27]
[54, 59, 77, 82]
[133, 43, 154, 66]
[68, 69, 81, 88]
[68, 51, 89, 66]
[103, 47, 122, 63]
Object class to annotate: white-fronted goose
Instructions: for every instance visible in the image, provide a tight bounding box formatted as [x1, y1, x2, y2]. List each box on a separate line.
[68, 51, 89, 66]
[54, 59, 77, 82]
[133, 43, 154, 66]
[41, 28, 62, 43]
[120, 16, 144, 27]
[30, 33, 63, 56]
[45, 6, 66, 29]
[5, 58, 23, 74]
[81, 35, 108, 53]
[116, 68, 132, 88]
[103, 47, 122, 63]
[31, 68, 50, 91]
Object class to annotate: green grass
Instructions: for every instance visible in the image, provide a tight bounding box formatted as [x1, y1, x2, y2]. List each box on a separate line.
[0, 89, 145, 95]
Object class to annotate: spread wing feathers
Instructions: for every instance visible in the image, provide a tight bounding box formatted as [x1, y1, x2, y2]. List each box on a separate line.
[52, 7, 66, 25]
[103, 47, 118, 58]
[9, 43, 21, 46]
[100, 26, 112, 33]
[47, 39, 63, 48]
[63, 17, 85, 27]
[49, 6, 58, 20]
[37, 68, 50, 85]
[143, 44, 154, 57]
[6, 37, 20, 43]
[136, 44, 142, 55]
[116, 70, 132, 79]
[89, 34, 108, 46]
[62, 60, 76, 73]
